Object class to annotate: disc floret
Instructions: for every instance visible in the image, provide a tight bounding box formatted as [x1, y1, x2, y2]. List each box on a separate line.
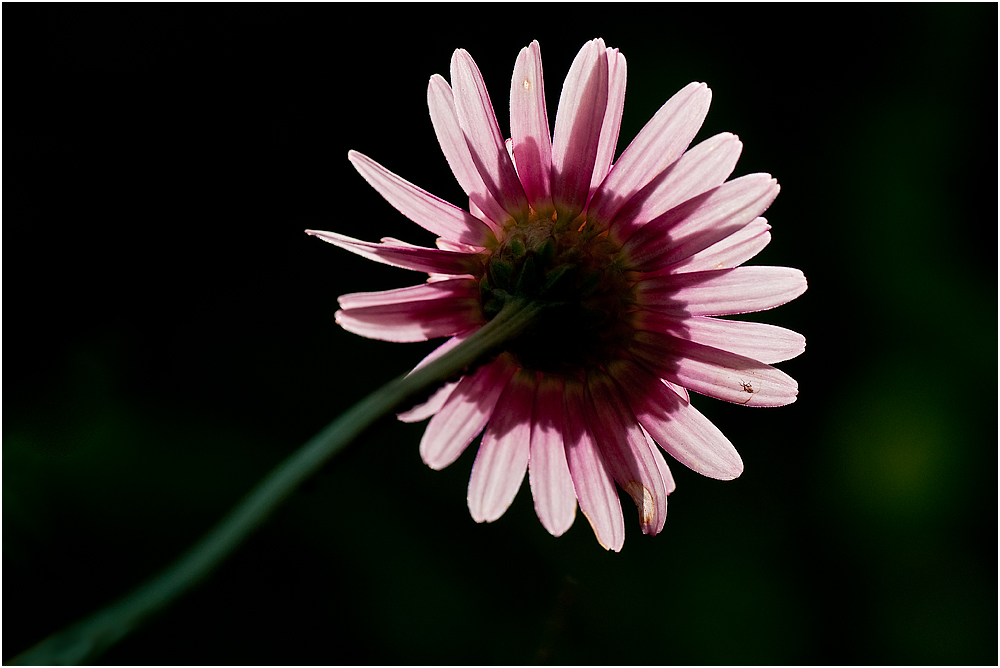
[480, 211, 635, 375]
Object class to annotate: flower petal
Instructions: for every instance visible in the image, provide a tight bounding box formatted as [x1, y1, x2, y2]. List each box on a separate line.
[630, 311, 806, 364]
[468, 369, 536, 523]
[347, 151, 495, 247]
[563, 377, 625, 551]
[629, 331, 799, 407]
[585, 371, 668, 535]
[587, 81, 712, 231]
[428, 75, 510, 232]
[609, 359, 743, 480]
[551, 38, 609, 222]
[397, 329, 476, 422]
[665, 217, 772, 273]
[635, 266, 808, 316]
[336, 298, 483, 342]
[642, 425, 676, 494]
[337, 279, 479, 310]
[665, 379, 690, 404]
[528, 374, 576, 537]
[510, 40, 554, 217]
[451, 49, 530, 222]
[588, 47, 627, 203]
[306, 230, 484, 277]
[609, 132, 743, 244]
[420, 353, 518, 470]
[337, 280, 482, 341]
[618, 173, 779, 271]
[397, 380, 459, 423]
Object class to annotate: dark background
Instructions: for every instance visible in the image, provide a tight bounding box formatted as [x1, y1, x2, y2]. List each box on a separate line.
[5, 4, 996, 665]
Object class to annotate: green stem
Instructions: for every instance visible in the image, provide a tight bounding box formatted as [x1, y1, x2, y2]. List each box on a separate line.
[11, 298, 544, 666]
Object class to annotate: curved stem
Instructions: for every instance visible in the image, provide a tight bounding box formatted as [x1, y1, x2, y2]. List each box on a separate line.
[11, 298, 544, 666]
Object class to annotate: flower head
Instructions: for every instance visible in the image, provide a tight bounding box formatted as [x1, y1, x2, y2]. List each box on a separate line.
[308, 39, 806, 551]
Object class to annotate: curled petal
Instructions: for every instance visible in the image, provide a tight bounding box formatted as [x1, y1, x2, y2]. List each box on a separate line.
[629, 331, 799, 407]
[551, 38, 608, 221]
[451, 49, 529, 222]
[630, 311, 806, 364]
[510, 40, 554, 217]
[609, 359, 743, 480]
[665, 379, 689, 404]
[529, 374, 576, 536]
[563, 377, 625, 551]
[585, 371, 669, 535]
[609, 132, 743, 244]
[348, 151, 496, 247]
[634, 266, 808, 316]
[420, 354, 518, 470]
[618, 173, 779, 271]
[428, 75, 510, 231]
[468, 369, 537, 523]
[588, 81, 712, 231]
[306, 230, 485, 277]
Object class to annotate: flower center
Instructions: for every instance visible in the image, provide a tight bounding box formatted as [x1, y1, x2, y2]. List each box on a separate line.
[480, 211, 635, 375]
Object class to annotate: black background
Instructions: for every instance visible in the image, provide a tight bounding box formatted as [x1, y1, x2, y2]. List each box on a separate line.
[5, 4, 996, 665]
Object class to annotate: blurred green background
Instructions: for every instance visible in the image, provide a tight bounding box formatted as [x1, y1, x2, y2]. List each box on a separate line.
[5, 4, 996, 665]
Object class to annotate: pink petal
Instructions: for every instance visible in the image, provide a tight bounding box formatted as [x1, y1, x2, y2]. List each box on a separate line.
[337, 279, 479, 310]
[630, 311, 806, 364]
[642, 425, 676, 494]
[562, 377, 625, 551]
[629, 331, 799, 407]
[665, 379, 689, 404]
[588, 47, 627, 202]
[347, 151, 496, 247]
[509, 40, 554, 217]
[550, 38, 609, 222]
[396, 329, 476, 423]
[634, 266, 808, 316]
[617, 173, 779, 271]
[336, 281, 482, 341]
[587, 82, 712, 231]
[609, 359, 743, 480]
[435, 238, 483, 255]
[665, 217, 772, 273]
[585, 371, 669, 535]
[528, 374, 576, 537]
[419, 354, 518, 470]
[609, 132, 743, 244]
[397, 380, 459, 423]
[468, 369, 537, 523]
[305, 230, 485, 277]
[427, 75, 510, 231]
[450, 49, 530, 222]
[335, 297, 483, 342]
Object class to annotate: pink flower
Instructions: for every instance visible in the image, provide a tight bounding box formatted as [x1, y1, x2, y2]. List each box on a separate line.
[308, 39, 806, 551]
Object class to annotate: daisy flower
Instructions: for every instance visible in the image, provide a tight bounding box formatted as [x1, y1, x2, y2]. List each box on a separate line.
[308, 38, 806, 551]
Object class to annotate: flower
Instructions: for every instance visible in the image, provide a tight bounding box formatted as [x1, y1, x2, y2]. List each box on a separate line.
[308, 38, 806, 551]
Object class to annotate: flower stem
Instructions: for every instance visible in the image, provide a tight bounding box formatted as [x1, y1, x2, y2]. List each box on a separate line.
[11, 298, 545, 666]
